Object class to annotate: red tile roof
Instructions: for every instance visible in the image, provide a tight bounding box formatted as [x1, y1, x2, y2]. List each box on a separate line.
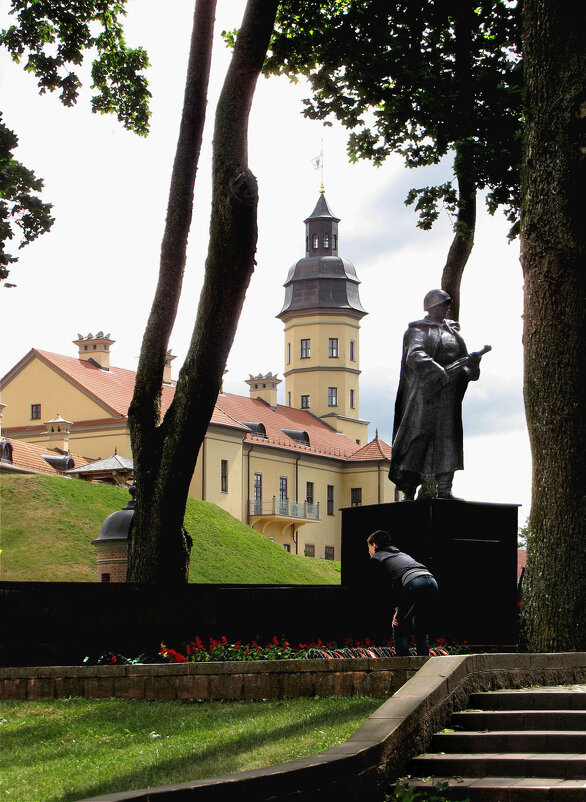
[0, 439, 92, 477]
[348, 437, 392, 461]
[2, 350, 391, 464]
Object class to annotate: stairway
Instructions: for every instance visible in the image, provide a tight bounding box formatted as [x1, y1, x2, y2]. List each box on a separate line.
[399, 685, 586, 800]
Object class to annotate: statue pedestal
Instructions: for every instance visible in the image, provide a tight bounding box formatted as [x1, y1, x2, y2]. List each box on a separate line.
[341, 499, 519, 645]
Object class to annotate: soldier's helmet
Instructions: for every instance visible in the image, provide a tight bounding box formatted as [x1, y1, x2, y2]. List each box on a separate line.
[423, 289, 452, 310]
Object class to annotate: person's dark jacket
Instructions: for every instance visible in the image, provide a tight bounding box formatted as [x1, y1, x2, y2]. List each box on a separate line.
[370, 546, 430, 591]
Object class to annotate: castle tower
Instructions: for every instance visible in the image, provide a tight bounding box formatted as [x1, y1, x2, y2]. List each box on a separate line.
[277, 194, 369, 444]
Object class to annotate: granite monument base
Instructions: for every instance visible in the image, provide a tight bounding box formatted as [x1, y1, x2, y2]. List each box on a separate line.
[341, 499, 519, 646]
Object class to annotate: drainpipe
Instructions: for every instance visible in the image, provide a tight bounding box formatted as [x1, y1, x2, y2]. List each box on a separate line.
[201, 437, 206, 500]
[294, 453, 300, 553]
[245, 442, 253, 524]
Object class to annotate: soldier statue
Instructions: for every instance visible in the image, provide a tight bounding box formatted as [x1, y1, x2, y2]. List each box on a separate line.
[389, 289, 490, 501]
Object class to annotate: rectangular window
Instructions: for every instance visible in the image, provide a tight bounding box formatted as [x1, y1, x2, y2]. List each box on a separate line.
[288, 391, 291, 407]
[351, 487, 362, 507]
[301, 394, 310, 409]
[221, 459, 228, 492]
[350, 389, 355, 409]
[283, 543, 291, 553]
[350, 340, 356, 361]
[306, 481, 314, 504]
[286, 342, 291, 364]
[31, 403, 41, 420]
[253, 473, 262, 514]
[279, 476, 288, 514]
[325, 546, 335, 561]
[328, 337, 338, 358]
[300, 338, 311, 358]
[304, 543, 315, 558]
[327, 485, 334, 516]
[328, 387, 338, 407]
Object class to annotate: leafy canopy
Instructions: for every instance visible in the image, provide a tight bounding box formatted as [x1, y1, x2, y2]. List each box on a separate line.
[0, 0, 151, 280]
[264, 0, 522, 236]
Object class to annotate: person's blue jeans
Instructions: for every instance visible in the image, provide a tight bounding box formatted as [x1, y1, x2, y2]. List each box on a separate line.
[393, 575, 439, 656]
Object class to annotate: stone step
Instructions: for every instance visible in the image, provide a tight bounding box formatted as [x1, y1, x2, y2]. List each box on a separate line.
[431, 729, 586, 753]
[397, 777, 586, 801]
[468, 688, 586, 711]
[452, 709, 586, 731]
[409, 752, 586, 779]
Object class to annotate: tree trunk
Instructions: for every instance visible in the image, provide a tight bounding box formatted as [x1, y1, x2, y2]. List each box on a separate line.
[127, 0, 279, 583]
[519, 0, 586, 651]
[441, 145, 476, 322]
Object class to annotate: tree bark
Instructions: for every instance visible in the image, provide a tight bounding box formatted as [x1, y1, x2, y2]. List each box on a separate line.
[127, 0, 279, 583]
[519, 0, 586, 651]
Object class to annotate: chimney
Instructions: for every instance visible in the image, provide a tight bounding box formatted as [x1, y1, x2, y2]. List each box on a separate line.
[245, 372, 281, 408]
[44, 412, 73, 453]
[73, 331, 115, 370]
[163, 349, 176, 384]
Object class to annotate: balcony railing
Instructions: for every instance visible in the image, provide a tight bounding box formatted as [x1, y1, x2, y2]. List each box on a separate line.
[249, 498, 320, 521]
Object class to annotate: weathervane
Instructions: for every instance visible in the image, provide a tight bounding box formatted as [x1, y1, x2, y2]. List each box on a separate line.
[312, 139, 325, 194]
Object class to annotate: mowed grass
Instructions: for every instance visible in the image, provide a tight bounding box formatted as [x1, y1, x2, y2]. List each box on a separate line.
[0, 696, 380, 801]
[0, 474, 341, 584]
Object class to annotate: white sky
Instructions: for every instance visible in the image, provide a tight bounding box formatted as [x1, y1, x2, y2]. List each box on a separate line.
[0, 1, 531, 520]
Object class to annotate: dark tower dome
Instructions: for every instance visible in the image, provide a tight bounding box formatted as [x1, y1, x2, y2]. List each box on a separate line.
[277, 194, 366, 320]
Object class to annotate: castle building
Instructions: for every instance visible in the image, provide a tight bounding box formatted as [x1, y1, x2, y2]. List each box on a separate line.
[0, 196, 395, 561]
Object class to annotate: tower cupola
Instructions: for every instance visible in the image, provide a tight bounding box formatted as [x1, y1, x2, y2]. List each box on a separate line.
[278, 195, 366, 321]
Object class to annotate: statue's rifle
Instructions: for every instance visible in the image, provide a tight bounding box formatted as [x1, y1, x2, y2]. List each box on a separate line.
[445, 344, 492, 376]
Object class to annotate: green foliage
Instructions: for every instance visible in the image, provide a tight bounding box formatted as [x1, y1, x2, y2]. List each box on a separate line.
[265, 0, 522, 237]
[0, 0, 151, 282]
[388, 780, 469, 801]
[1, 0, 150, 130]
[0, 113, 54, 280]
[0, 695, 380, 800]
[0, 474, 341, 585]
[518, 515, 529, 548]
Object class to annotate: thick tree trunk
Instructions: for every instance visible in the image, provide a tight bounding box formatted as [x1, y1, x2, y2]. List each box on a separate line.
[127, 0, 279, 583]
[128, 0, 217, 583]
[519, 0, 586, 651]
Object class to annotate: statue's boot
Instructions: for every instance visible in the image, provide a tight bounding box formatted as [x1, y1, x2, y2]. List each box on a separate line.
[436, 472, 459, 499]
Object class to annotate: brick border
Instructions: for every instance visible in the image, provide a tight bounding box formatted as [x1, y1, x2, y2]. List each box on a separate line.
[2, 653, 585, 801]
[0, 657, 424, 702]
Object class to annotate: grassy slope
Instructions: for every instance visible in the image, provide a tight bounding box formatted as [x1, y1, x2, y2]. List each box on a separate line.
[0, 474, 341, 584]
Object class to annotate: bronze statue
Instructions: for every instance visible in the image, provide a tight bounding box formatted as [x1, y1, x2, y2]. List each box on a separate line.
[389, 289, 490, 501]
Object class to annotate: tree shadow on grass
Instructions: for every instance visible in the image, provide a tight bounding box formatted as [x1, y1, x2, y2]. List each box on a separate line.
[59, 699, 378, 802]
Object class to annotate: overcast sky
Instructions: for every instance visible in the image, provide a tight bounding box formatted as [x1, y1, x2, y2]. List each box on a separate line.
[0, 1, 531, 519]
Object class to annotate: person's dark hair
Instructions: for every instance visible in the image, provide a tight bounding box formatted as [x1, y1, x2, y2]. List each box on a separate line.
[367, 529, 391, 549]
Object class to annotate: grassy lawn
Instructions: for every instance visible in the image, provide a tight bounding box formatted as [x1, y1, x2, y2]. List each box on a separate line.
[0, 475, 341, 584]
[0, 695, 380, 801]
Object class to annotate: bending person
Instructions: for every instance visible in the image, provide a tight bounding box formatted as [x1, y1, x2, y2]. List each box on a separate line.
[367, 529, 438, 656]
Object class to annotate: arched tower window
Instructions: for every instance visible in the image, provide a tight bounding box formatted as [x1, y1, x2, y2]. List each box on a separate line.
[323, 233, 330, 249]
[312, 234, 319, 249]
[332, 234, 337, 249]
